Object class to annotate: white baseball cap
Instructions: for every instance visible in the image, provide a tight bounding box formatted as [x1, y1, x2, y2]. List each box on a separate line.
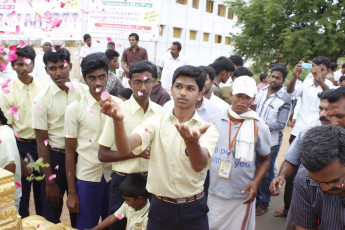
[232, 76, 257, 98]
[41, 38, 53, 47]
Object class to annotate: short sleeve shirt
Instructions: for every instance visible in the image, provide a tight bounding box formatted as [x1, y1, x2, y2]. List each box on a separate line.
[114, 201, 149, 230]
[121, 47, 148, 77]
[159, 53, 187, 90]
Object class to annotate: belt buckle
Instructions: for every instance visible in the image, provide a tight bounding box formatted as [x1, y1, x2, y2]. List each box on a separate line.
[177, 198, 187, 204]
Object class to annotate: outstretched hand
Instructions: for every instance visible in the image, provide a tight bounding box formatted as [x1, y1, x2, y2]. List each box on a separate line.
[99, 97, 124, 121]
[175, 123, 211, 142]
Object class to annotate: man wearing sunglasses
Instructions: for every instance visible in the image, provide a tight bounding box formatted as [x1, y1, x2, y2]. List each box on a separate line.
[289, 125, 345, 230]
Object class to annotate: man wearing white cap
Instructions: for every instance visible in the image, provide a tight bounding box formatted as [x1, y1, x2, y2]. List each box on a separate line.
[32, 38, 53, 83]
[207, 76, 271, 230]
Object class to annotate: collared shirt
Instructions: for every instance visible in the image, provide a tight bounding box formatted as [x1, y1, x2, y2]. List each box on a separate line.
[159, 52, 187, 90]
[133, 111, 219, 198]
[163, 97, 223, 122]
[333, 69, 344, 82]
[0, 62, 17, 81]
[64, 90, 123, 182]
[80, 45, 98, 58]
[0, 77, 48, 139]
[254, 86, 291, 146]
[114, 200, 149, 230]
[149, 82, 171, 106]
[32, 81, 87, 149]
[210, 92, 230, 110]
[257, 82, 267, 92]
[290, 167, 345, 230]
[291, 78, 333, 136]
[121, 46, 148, 77]
[98, 95, 164, 173]
[208, 109, 271, 200]
[32, 53, 53, 83]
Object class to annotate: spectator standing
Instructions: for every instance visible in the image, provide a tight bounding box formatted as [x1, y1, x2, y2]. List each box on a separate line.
[80, 34, 98, 61]
[33, 38, 53, 83]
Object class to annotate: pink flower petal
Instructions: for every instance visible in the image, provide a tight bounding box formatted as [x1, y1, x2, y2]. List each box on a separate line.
[95, 87, 102, 93]
[138, 92, 144, 96]
[44, 10, 52, 20]
[141, 75, 147, 80]
[9, 45, 17, 54]
[51, 46, 56, 52]
[44, 139, 48, 146]
[48, 174, 56, 181]
[7, 53, 18, 62]
[60, 2, 66, 8]
[0, 139, 2, 144]
[167, 48, 171, 51]
[115, 44, 122, 49]
[0, 45, 4, 54]
[51, 18, 63, 29]
[145, 128, 148, 133]
[81, 9, 89, 14]
[96, 40, 100, 43]
[64, 82, 74, 91]
[157, 24, 162, 31]
[17, 41, 26, 48]
[88, 139, 92, 143]
[14, 132, 20, 139]
[87, 108, 95, 114]
[37, 224, 40, 228]
[2, 89, 9, 94]
[15, 181, 22, 188]
[9, 10, 16, 18]
[27, 38, 32, 46]
[37, 105, 42, 110]
[13, 113, 19, 121]
[63, 60, 68, 67]
[25, 0, 33, 8]
[8, 106, 18, 114]
[15, 26, 20, 34]
[4, 21, 7, 26]
[0, 63, 7, 72]
[23, 57, 31, 66]
[101, 91, 110, 101]
[55, 165, 59, 170]
[60, 44, 65, 49]
[107, 37, 112, 41]
[118, 214, 124, 220]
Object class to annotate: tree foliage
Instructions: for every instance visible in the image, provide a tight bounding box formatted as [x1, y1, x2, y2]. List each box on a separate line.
[224, 0, 345, 72]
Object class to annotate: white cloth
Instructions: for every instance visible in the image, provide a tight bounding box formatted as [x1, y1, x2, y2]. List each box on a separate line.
[333, 69, 344, 82]
[210, 92, 230, 110]
[32, 53, 52, 83]
[208, 193, 255, 230]
[0, 62, 17, 81]
[159, 52, 187, 91]
[80, 45, 98, 58]
[291, 78, 333, 136]
[228, 107, 262, 162]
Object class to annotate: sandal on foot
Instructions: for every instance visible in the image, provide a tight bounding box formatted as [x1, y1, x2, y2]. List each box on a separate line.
[273, 209, 287, 217]
[255, 205, 268, 216]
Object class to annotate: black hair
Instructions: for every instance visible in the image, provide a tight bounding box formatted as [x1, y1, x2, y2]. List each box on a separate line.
[12, 45, 36, 63]
[229, 54, 244, 67]
[119, 173, 150, 199]
[107, 41, 115, 46]
[234, 66, 253, 78]
[330, 62, 338, 71]
[212, 56, 235, 76]
[128, 61, 154, 80]
[271, 63, 288, 79]
[43, 46, 70, 65]
[200, 65, 216, 81]
[0, 108, 7, 125]
[312, 56, 331, 69]
[105, 49, 119, 61]
[259, 73, 268, 82]
[318, 89, 335, 100]
[118, 88, 133, 100]
[141, 61, 158, 79]
[128, 33, 139, 40]
[300, 125, 345, 172]
[83, 33, 91, 41]
[172, 65, 206, 92]
[172, 41, 182, 51]
[325, 86, 345, 103]
[81, 52, 109, 76]
[339, 75, 345, 83]
[342, 63, 345, 69]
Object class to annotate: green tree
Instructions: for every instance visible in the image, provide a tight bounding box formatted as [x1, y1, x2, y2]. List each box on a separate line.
[225, 0, 345, 72]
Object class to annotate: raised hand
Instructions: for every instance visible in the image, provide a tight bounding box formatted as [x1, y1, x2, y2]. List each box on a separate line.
[99, 97, 124, 121]
[175, 123, 211, 142]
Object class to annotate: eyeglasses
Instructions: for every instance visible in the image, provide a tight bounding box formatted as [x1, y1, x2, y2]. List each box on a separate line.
[131, 79, 154, 87]
[306, 173, 345, 189]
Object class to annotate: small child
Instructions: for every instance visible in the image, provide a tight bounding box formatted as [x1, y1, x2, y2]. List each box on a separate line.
[257, 72, 268, 92]
[90, 173, 150, 230]
[339, 75, 345, 87]
[118, 88, 133, 101]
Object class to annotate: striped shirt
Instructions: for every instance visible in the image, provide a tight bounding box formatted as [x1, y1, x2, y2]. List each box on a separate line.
[290, 167, 345, 230]
[254, 86, 291, 146]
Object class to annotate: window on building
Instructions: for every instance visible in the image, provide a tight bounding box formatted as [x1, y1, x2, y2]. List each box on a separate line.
[215, 35, 222, 44]
[228, 8, 234, 19]
[190, 30, 197, 40]
[218, 4, 226, 17]
[225, 37, 231, 45]
[176, 0, 188, 4]
[159, 25, 164, 36]
[192, 0, 199, 9]
[206, 0, 213, 13]
[203, 33, 210, 42]
[173, 28, 182, 38]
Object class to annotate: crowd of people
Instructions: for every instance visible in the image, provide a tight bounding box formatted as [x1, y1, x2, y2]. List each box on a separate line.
[0, 31, 345, 230]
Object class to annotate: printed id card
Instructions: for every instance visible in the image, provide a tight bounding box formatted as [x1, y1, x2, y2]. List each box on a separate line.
[218, 160, 232, 179]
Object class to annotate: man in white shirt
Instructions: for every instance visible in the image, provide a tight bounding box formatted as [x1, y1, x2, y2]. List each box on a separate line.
[80, 34, 98, 61]
[333, 63, 345, 86]
[33, 38, 53, 83]
[159, 41, 187, 94]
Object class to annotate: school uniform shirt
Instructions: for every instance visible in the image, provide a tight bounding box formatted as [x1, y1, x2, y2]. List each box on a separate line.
[132, 111, 219, 198]
[98, 95, 164, 173]
[64, 91, 123, 182]
[114, 200, 149, 230]
[80, 45, 98, 58]
[0, 76, 48, 139]
[32, 81, 87, 149]
[208, 109, 271, 200]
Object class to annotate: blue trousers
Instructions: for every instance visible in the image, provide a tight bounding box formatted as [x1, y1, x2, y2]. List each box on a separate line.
[148, 195, 209, 230]
[16, 138, 42, 218]
[76, 177, 109, 229]
[41, 148, 77, 228]
[256, 144, 281, 207]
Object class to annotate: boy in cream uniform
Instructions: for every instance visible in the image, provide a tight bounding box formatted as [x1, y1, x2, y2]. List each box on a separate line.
[100, 65, 219, 230]
[64, 53, 123, 229]
[0, 45, 47, 217]
[98, 61, 163, 230]
[32, 46, 86, 228]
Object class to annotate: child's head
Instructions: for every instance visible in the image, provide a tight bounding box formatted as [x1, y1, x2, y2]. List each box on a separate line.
[11, 45, 36, 78]
[118, 88, 133, 101]
[339, 75, 345, 87]
[107, 41, 115, 50]
[119, 173, 149, 209]
[259, 73, 268, 83]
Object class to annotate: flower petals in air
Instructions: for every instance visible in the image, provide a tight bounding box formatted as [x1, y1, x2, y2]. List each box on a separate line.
[44, 139, 48, 146]
[9, 45, 17, 54]
[51, 46, 56, 52]
[142, 75, 147, 80]
[63, 60, 68, 67]
[17, 41, 26, 48]
[64, 82, 74, 90]
[88, 139, 92, 143]
[15, 181, 22, 188]
[51, 18, 62, 29]
[0, 45, 4, 54]
[118, 214, 124, 220]
[48, 174, 56, 181]
[138, 92, 144, 96]
[8, 106, 19, 120]
[14, 132, 20, 139]
[8, 53, 18, 62]
[95, 87, 102, 93]
[0, 63, 7, 72]
[81, 9, 89, 14]
[101, 91, 110, 101]
[115, 44, 122, 49]
[107, 37, 112, 41]
[87, 108, 95, 114]
[37, 105, 42, 110]
[23, 57, 31, 65]
[55, 165, 59, 170]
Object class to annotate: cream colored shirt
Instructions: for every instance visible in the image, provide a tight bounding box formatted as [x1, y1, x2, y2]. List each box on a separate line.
[98, 96, 164, 173]
[133, 111, 219, 198]
[64, 91, 123, 182]
[0, 77, 48, 139]
[32, 81, 87, 149]
[114, 200, 149, 230]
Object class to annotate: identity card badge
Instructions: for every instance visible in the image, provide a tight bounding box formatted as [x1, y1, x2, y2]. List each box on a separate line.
[218, 160, 232, 179]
